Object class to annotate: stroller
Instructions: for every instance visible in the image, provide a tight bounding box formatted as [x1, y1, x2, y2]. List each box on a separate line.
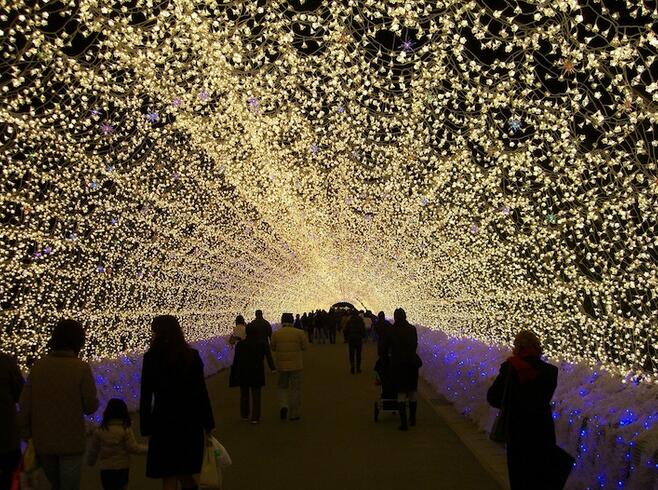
[373, 357, 398, 422]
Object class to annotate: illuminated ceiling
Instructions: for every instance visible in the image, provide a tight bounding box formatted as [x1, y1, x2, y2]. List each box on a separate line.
[1, 0, 657, 375]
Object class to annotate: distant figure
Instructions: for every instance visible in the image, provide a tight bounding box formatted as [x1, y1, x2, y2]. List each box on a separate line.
[487, 331, 558, 490]
[229, 315, 247, 345]
[327, 310, 338, 344]
[229, 327, 276, 424]
[343, 312, 366, 374]
[294, 314, 302, 329]
[374, 311, 392, 359]
[306, 312, 316, 343]
[248, 310, 272, 344]
[19, 319, 99, 490]
[362, 312, 373, 342]
[384, 308, 419, 431]
[0, 345, 24, 490]
[271, 313, 308, 421]
[140, 315, 215, 490]
[87, 398, 147, 490]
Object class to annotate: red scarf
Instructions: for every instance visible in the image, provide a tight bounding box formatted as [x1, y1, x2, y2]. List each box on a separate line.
[508, 346, 541, 383]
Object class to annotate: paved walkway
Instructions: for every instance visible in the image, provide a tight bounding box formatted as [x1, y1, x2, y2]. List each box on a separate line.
[80, 341, 500, 490]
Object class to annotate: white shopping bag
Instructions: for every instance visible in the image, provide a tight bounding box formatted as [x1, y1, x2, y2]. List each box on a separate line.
[209, 436, 232, 468]
[199, 444, 221, 489]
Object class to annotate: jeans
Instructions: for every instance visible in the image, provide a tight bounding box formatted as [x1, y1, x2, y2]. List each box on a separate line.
[100, 468, 129, 490]
[240, 386, 262, 421]
[349, 342, 362, 371]
[277, 370, 302, 418]
[0, 450, 21, 490]
[39, 454, 83, 490]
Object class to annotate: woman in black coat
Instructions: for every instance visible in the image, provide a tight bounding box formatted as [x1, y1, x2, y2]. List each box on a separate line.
[140, 315, 215, 490]
[487, 330, 558, 490]
[229, 327, 276, 424]
[383, 308, 420, 431]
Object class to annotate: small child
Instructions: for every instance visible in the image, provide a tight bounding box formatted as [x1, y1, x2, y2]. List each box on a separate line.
[87, 398, 147, 490]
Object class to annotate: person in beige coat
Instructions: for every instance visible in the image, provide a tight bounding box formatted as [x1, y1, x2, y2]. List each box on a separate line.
[271, 313, 308, 421]
[19, 319, 99, 490]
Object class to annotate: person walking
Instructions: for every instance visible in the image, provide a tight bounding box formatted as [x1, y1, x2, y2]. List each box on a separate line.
[271, 313, 308, 421]
[327, 310, 338, 344]
[0, 346, 24, 490]
[229, 328, 276, 424]
[487, 330, 558, 490]
[229, 314, 247, 346]
[362, 312, 373, 342]
[19, 319, 99, 490]
[294, 314, 302, 329]
[248, 310, 272, 344]
[87, 398, 147, 490]
[384, 308, 420, 431]
[343, 312, 366, 374]
[306, 311, 315, 343]
[139, 315, 215, 490]
[374, 311, 392, 359]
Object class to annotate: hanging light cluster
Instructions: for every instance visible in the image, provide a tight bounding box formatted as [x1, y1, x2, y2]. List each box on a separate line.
[1, 0, 657, 376]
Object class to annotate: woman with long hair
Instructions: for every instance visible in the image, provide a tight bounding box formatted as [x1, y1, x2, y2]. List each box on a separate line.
[139, 315, 215, 490]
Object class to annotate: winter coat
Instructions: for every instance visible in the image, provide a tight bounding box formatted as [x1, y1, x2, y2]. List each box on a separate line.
[375, 320, 393, 359]
[139, 348, 214, 478]
[487, 357, 558, 446]
[383, 322, 419, 392]
[0, 353, 24, 453]
[87, 421, 147, 470]
[19, 351, 99, 455]
[487, 357, 558, 490]
[271, 325, 308, 371]
[229, 339, 276, 388]
[343, 315, 366, 344]
[247, 318, 272, 344]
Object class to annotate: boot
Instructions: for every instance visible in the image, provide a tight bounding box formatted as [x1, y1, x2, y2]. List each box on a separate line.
[409, 401, 417, 427]
[398, 402, 408, 431]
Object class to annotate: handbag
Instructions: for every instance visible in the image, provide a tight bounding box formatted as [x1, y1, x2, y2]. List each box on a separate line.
[199, 444, 221, 489]
[209, 436, 232, 468]
[23, 440, 38, 473]
[544, 445, 575, 490]
[489, 368, 512, 443]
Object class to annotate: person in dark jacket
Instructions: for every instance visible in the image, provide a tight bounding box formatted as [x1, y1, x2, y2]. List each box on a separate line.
[139, 316, 215, 490]
[383, 308, 419, 431]
[374, 311, 392, 359]
[487, 330, 558, 490]
[248, 310, 272, 344]
[229, 328, 276, 424]
[327, 310, 338, 344]
[343, 312, 366, 374]
[0, 347, 24, 490]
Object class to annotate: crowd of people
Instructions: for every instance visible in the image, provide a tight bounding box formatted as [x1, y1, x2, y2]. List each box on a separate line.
[0, 308, 560, 490]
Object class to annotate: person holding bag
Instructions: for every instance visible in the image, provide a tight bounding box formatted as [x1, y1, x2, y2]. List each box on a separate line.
[487, 330, 566, 490]
[140, 315, 215, 490]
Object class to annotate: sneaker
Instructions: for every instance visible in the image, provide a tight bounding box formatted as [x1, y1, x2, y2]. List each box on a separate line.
[280, 407, 288, 420]
[251, 420, 260, 424]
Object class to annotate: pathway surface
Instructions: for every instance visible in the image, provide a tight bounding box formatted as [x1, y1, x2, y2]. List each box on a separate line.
[80, 341, 500, 490]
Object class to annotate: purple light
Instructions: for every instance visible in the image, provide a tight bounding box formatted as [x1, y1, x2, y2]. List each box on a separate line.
[147, 111, 159, 123]
[400, 40, 415, 53]
[100, 123, 115, 136]
[172, 97, 182, 108]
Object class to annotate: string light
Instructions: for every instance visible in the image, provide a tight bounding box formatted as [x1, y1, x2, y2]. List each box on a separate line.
[0, 0, 656, 379]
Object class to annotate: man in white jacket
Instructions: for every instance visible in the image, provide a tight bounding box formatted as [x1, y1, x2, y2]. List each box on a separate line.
[271, 313, 308, 421]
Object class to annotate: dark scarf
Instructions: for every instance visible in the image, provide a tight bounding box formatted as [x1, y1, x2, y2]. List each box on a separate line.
[508, 346, 541, 383]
